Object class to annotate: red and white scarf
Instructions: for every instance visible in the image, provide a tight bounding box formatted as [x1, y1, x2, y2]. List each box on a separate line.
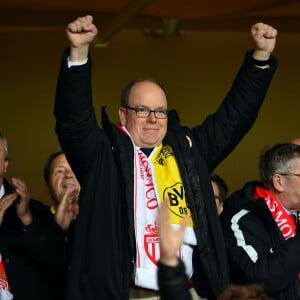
[254, 186, 296, 239]
[120, 126, 196, 290]
[254, 186, 300, 280]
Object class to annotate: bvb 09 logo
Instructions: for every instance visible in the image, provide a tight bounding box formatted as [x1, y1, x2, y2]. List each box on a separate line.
[163, 182, 190, 218]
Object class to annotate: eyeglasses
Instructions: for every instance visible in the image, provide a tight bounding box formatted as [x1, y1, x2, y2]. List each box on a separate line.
[123, 105, 168, 119]
[278, 173, 300, 178]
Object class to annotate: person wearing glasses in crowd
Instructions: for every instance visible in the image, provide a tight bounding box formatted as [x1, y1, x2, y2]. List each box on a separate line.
[220, 143, 300, 299]
[54, 15, 277, 300]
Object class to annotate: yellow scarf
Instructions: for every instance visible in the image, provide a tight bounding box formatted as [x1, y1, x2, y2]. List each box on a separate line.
[150, 144, 194, 228]
[120, 125, 197, 290]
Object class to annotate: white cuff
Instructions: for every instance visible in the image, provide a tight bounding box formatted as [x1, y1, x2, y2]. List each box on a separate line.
[67, 56, 88, 68]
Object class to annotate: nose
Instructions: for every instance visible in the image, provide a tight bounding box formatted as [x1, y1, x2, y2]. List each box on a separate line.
[147, 111, 157, 122]
[65, 170, 74, 178]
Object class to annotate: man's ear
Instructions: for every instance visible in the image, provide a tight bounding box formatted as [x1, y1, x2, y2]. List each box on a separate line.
[272, 173, 284, 192]
[119, 107, 127, 126]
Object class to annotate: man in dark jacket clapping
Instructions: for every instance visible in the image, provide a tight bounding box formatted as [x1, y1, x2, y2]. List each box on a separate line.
[0, 132, 68, 300]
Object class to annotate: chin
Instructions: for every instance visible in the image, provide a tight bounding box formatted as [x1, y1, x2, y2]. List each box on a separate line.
[145, 138, 163, 147]
[143, 142, 158, 148]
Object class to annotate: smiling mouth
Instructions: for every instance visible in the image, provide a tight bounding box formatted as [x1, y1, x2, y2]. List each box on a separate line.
[144, 128, 159, 131]
[62, 180, 76, 188]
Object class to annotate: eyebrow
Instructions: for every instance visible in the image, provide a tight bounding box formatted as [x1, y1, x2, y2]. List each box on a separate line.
[133, 105, 167, 109]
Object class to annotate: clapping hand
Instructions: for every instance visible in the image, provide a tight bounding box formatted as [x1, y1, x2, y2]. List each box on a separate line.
[54, 187, 79, 231]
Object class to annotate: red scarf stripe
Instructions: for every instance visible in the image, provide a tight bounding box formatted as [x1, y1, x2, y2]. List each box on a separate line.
[254, 186, 296, 239]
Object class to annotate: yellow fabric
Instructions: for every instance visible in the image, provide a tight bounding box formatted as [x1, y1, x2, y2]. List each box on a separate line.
[150, 144, 193, 227]
[50, 205, 56, 215]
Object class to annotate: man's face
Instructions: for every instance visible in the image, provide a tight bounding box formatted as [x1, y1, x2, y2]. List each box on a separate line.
[0, 139, 8, 186]
[47, 154, 80, 205]
[119, 81, 168, 148]
[278, 158, 300, 211]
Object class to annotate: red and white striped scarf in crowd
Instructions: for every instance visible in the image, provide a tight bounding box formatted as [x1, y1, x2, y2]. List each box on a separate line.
[119, 126, 196, 290]
[254, 185, 296, 239]
[254, 185, 300, 280]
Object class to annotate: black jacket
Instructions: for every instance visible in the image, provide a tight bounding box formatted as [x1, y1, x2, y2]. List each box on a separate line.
[54, 49, 277, 300]
[220, 182, 300, 299]
[1, 179, 68, 300]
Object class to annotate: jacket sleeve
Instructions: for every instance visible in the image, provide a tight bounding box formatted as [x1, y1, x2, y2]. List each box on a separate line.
[221, 208, 300, 294]
[54, 48, 103, 183]
[158, 259, 192, 300]
[191, 51, 277, 172]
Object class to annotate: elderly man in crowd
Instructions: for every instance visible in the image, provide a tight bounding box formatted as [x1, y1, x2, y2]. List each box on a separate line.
[0, 133, 68, 300]
[220, 143, 300, 299]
